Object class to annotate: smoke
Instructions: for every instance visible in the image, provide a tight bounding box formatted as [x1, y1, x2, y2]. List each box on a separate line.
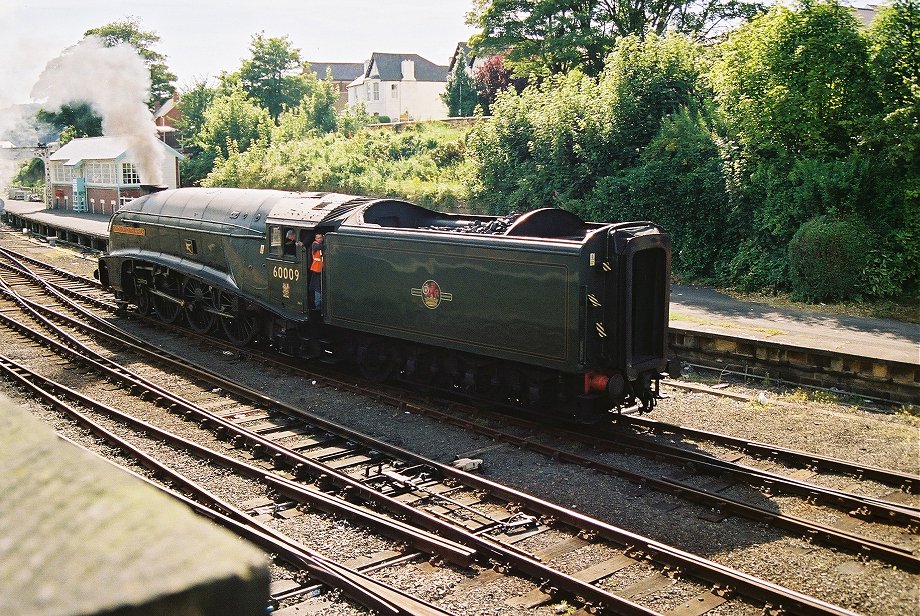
[0, 104, 43, 189]
[30, 36, 163, 184]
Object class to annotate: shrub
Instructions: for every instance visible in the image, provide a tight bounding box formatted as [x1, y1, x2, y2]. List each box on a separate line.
[788, 215, 873, 302]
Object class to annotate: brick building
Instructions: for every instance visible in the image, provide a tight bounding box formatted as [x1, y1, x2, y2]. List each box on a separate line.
[153, 92, 182, 149]
[48, 136, 183, 215]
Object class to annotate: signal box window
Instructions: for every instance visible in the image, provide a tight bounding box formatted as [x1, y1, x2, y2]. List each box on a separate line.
[122, 163, 140, 185]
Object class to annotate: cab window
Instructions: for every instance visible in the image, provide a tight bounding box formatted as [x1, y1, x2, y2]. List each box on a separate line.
[269, 226, 283, 256]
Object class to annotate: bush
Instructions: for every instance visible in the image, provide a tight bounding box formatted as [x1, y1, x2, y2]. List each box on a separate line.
[788, 215, 873, 302]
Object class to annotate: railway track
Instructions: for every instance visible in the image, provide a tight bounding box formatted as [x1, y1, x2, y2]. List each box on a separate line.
[0, 240, 916, 613]
[0, 243, 884, 614]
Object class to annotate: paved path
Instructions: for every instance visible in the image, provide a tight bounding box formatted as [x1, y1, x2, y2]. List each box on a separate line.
[671, 285, 919, 365]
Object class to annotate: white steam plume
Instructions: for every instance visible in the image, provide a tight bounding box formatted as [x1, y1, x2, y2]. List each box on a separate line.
[30, 36, 163, 184]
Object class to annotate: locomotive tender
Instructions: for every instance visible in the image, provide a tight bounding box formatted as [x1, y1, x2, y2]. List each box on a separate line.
[97, 187, 671, 420]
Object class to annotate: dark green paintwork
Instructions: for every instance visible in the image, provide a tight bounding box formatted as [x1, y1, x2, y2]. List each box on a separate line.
[326, 229, 589, 372]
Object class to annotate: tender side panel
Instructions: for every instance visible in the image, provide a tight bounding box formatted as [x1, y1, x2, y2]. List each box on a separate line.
[325, 231, 582, 371]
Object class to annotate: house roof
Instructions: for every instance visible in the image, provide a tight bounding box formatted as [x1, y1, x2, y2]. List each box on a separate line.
[448, 42, 473, 71]
[366, 53, 448, 82]
[152, 96, 176, 120]
[49, 136, 183, 165]
[306, 62, 364, 82]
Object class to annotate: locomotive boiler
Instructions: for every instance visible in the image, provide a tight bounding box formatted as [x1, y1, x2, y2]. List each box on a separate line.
[97, 187, 671, 420]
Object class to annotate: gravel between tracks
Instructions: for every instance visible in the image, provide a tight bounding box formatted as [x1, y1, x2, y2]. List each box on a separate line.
[4, 234, 919, 615]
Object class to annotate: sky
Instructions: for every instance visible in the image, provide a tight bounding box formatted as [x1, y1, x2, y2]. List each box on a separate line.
[0, 0, 479, 109]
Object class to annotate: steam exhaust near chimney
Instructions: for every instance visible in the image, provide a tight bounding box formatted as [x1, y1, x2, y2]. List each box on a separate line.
[140, 184, 168, 195]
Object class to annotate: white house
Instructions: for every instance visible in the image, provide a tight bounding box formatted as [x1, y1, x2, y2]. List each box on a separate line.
[347, 52, 449, 121]
[48, 136, 183, 215]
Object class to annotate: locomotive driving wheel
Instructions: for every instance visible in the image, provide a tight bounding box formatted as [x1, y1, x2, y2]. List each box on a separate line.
[182, 278, 216, 334]
[217, 289, 258, 346]
[132, 278, 152, 316]
[153, 272, 182, 323]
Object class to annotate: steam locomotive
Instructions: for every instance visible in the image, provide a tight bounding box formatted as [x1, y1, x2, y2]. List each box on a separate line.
[97, 187, 671, 420]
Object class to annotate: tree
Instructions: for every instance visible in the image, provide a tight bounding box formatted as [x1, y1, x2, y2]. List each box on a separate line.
[36, 103, 102, 142]
[869, 0, 920, 113]
[442, 53, 479, 116]
[710, 1, 877, 161]
[467, 0, 764, 78]
[473, 55, 514, 115]
[272, 76, 339, 142]
[175, 79, 217, 186]
[239, 33, 311, 122]
[175, 79, 216, 156]
[84, 17, 177, 107]
[467, 33, 707, 213]
[195, 87, 272, 162]
[36, 18, 176, 143]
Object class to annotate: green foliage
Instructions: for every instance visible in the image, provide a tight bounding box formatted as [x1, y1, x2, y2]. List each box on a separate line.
[11, 158, 44, 187]
[195, 88, 273, 160]
[467, 0, 763, 78]
[273, 80, 339, 142]
[175, 79, 216, 156]
[868, 0, 920, 112]
[36, 103, 102, 141]
[337, 104, 372, 136]
[179, 150, 216, 187]
[238, 33, 312, 122]
[710, 1, 877, 161]
[467, 33, 707, 214]
[84, 17, 177, 107]
[788, 215, 873, 301]
[442, 52, 479, 116]
[589, 111, 732, 280]
[202, 123, 471, 209]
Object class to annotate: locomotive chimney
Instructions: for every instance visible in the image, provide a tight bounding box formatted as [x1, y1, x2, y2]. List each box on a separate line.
[139, 184, 168, 195]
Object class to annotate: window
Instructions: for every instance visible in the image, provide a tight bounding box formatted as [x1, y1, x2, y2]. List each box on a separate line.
[269, 226, 283, 256]
[121, 163, 140, 185]
[371, 82, 379, 101]
[391, 84, 398, 98]
[52, 162, 73, 183]
[85, 161, 115, 184]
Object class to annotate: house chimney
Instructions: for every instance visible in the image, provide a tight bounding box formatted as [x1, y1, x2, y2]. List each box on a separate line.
[363, 60, 370, 75]
[401, 59, 415, 80]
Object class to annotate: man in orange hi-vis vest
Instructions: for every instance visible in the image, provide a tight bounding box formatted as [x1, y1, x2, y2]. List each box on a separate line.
[309, 233, 325, 309]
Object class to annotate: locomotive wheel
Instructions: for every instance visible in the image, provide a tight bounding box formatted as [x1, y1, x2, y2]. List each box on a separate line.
[471, 362, 502, 399]
[153, 273, 182, 323]
[182, 278, 216, 334]
[133, 279, 152, 316]
[357, 337, 394, 382]
[217, 290, 258, 346]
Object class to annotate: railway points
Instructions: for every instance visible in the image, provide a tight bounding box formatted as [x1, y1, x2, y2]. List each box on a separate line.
[0, 200, 916, 613]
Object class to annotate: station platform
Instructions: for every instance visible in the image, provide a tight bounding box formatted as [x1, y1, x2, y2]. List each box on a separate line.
[670, 285, 919, 366]
[2, 198, 110, 248]
[2, 197, 917, 371]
